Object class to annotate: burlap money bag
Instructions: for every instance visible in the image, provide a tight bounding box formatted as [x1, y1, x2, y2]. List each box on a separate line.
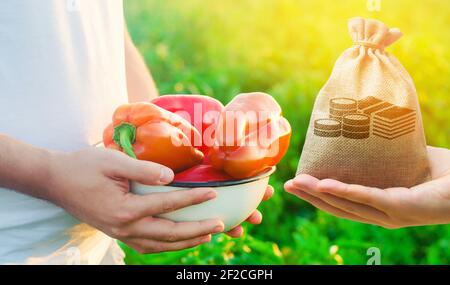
[297, 17, 430, 188]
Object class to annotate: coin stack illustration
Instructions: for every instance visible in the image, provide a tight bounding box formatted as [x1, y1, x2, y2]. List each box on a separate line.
[313, 96, 416, 140]
[342, 114, 370, 139]
[329, 98, 357, 120]
[372, 106, 416, 140]
[314, 119, 342, 137]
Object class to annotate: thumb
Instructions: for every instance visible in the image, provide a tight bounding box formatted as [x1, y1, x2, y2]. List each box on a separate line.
[110, 152, 174, 185]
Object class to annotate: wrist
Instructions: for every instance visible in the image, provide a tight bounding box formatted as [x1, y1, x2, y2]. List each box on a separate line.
[0, 135, 70, 206]
[43, 150, 68, 205]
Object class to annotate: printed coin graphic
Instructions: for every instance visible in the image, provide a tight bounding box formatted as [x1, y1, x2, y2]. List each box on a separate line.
[342, 123, 370, 132]
[330, 107, 358, 117]
[342, 113, 370, 139]
[330, 98, 357, 110]
[314, 119, 342, 131]
[315, 129, 341, 137]
[343, 114, 371, 126]
[342, 130, 370, 139]
[314, 119, 342, 137]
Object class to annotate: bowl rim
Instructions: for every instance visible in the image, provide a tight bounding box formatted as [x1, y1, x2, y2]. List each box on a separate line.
[168, 167, 276, 188]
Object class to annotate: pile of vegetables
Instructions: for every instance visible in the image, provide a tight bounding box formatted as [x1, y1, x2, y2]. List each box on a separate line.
[104, 93, 291, 183]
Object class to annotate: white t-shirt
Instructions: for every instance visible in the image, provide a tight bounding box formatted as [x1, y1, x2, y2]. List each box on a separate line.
[0, 0, 128, 264]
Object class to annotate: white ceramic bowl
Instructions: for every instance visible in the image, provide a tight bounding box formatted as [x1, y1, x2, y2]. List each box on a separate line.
[131, 167, 275, 232]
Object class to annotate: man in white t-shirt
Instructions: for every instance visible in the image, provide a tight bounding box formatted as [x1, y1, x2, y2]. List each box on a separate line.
[0, 0, 271, 265]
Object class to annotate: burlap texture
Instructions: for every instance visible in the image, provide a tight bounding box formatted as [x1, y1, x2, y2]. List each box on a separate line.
[297, 17, 430, 188]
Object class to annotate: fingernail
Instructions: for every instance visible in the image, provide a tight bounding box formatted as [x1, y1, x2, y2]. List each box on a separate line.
[213, 222, 224, 233]
[201, 235, 212, 243]
[256, 211, 263, 224]
[159, 168, 174, 184]
[203, 189, 217, 200]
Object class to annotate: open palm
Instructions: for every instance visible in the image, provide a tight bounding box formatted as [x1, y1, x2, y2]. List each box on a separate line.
[285, 146, 450, 228]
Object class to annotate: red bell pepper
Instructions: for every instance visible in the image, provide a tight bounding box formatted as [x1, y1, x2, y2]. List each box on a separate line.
[209, 93, 291, 179]
[103, 102, 204, 173]
[152, 95, 224, 154]
[174, 164, 233, 183]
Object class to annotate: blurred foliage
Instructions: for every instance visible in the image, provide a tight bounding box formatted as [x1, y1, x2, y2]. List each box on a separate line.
[123, 0, 450, 264]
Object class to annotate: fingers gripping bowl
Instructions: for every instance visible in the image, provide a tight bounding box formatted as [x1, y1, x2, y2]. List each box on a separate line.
[131, 167, 276, 232]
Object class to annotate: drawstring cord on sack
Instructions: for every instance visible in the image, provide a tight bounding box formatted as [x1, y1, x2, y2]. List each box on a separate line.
[353, 41, 382, 50]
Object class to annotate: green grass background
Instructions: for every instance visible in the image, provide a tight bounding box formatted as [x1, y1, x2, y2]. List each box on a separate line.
[123, 0, 450, 265]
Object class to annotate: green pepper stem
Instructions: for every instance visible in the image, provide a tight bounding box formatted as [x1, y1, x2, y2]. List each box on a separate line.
[113, 123, 137, 159]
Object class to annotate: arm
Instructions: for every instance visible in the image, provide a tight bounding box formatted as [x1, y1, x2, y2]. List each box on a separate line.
[0, 134, 224, 253]
[125, 28, 159, 103]
[0, 134, 53, 201]
[285, 146, 450, 228]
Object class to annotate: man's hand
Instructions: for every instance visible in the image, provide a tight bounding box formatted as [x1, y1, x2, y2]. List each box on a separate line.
[285, 146, 450, 228]
[47, 147, 224, 254]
